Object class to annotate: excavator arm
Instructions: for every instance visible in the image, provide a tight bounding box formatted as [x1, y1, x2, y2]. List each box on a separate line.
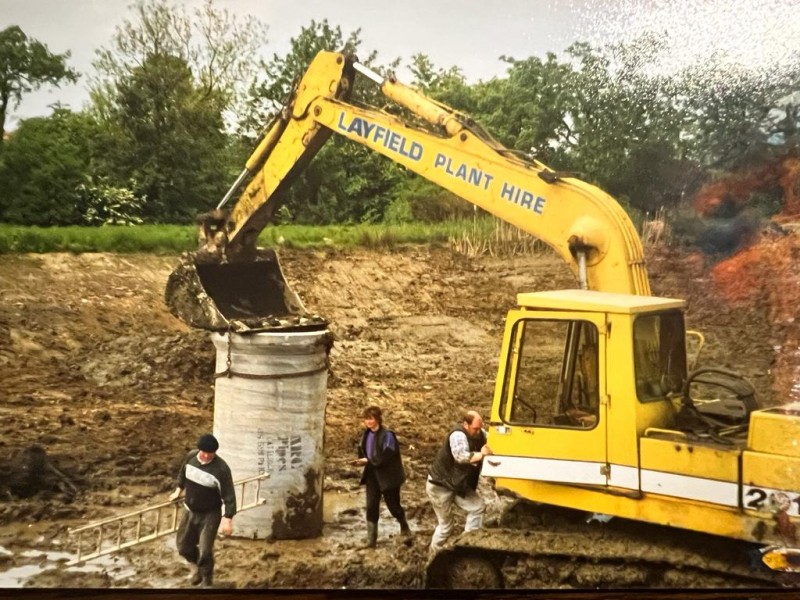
[166, 51, 650, 330]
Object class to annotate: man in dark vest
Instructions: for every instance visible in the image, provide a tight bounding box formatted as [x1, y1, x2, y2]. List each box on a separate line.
[426, 410, 493, 553]
[354, 405, 411, 548]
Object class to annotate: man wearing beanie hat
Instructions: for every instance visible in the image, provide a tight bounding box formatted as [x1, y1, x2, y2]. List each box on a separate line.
[169, 433, 236, 587]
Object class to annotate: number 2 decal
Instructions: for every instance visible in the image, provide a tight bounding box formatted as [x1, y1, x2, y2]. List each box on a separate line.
[744, 486, 800, 515]
[745, 488, 768, 510]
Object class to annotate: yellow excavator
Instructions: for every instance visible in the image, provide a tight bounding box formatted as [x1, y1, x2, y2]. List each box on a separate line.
[165, 51, 800, 588]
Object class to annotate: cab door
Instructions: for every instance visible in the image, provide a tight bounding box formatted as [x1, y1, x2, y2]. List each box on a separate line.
[483, 311, 609, 487]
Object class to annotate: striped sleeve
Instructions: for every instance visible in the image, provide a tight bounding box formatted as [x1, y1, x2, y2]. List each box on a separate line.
[219, 463, 237, 519]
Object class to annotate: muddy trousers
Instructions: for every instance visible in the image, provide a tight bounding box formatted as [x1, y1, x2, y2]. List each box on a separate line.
[425, 479, 484, 552]
[365, 473, 406, 525]
[176, 508, 222, 583]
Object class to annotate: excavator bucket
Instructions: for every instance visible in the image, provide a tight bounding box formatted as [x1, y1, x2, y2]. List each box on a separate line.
[164, 248, 327, 332]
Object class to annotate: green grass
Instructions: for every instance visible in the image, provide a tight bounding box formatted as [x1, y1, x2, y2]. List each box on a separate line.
[0, 224, 196, 254]
[0, 219, 501, 254]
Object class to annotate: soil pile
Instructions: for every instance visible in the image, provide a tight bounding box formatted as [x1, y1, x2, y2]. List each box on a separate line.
[710, 233, 800, 403]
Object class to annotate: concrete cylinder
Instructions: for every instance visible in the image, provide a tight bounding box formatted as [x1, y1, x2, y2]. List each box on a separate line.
[211, 329, 330, 540]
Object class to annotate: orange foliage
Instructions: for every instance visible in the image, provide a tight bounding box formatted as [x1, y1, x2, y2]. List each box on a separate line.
[712, 236, 798, 320]
[695, 154, 800, 219]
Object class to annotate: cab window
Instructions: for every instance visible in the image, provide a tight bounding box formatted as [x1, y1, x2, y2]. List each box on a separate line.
[633, 310, 687, 402]
[502, 319, 600, 429]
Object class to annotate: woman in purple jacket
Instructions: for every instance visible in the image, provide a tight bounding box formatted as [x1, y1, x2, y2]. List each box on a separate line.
[354, 405, 412, 547]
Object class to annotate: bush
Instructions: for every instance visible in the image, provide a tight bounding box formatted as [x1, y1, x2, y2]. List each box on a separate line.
[77, 181, 146, 226]
[383, 197, 414, 224]
[393, 179, 475, 222]
[0, 111, 98, 226]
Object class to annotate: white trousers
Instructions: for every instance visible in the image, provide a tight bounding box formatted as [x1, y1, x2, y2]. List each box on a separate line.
[425, 479, 485, 551]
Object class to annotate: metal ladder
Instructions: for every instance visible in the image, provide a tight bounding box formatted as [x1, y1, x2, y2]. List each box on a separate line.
[66, 473, 268, 565]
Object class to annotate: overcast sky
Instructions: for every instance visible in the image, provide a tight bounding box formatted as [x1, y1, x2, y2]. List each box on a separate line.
[3, 0, 799, 129]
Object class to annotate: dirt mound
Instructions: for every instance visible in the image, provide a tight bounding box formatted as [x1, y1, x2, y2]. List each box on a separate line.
[710, 233, 800, 403]
[0, 241, 795, 588]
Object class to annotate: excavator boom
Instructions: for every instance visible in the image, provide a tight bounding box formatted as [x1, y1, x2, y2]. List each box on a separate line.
[165, 51, 650, 331]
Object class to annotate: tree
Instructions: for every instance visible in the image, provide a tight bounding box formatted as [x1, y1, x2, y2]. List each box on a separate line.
[241, 19, 369, 134]
[0, 109, 98, 225]
[91, 0, 267, 123]
[677, 59, 800, 170]
[90, 0, 268, 221]
[398, 54, 485, 221]
[408, 54, 468, 96]
[456, 37, 690, 215]
[100, 53, 229, 221]
[243, 20, 407, 224]
[561, 39, 699, 213]
[474, 53, 576, 162]
[0, 26, 78, 144]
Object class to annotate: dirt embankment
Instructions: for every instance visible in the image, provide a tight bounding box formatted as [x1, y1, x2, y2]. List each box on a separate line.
[0, 238, 796, 588]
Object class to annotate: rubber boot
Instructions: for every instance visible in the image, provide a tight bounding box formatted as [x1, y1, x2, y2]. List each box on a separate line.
[366, 521, 378, 548]
[398, 517, 413, 546]
[399, 517, 412, 537]
[199, 563, 213, 588]
[202, 573, 213, 588]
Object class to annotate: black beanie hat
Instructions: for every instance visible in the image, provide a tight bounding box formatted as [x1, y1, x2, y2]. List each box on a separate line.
[197, 433, 219, 452]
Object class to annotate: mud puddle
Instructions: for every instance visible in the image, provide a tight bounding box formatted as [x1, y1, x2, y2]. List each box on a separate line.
[323, 489, 362, 524]
[0, 487, 400, 589]
[0, 546, 135, 588]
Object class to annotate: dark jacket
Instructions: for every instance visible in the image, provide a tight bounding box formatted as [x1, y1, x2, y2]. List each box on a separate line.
[428, 424, 486, 496]
[358, 426, 406, 492]
[177, 449, 237, 519]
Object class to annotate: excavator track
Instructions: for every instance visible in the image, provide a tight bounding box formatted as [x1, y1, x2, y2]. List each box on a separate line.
[425, 505, 799, 589]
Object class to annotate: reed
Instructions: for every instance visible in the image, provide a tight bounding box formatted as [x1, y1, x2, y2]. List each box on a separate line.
[448, 215, 548, 257]
[640, 206, 671, 247]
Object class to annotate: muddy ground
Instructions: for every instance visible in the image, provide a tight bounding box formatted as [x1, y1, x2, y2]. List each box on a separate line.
[0, 234, 798, 589]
